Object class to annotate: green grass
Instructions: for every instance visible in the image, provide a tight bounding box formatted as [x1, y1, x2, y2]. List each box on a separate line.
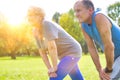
[0, 54, 106, 80]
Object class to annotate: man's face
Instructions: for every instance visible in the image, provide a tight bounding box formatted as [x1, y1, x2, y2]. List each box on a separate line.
[74, 2, 92, 23]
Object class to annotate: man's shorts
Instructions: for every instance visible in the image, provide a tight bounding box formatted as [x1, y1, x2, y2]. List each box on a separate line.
[111, 56, 120, 80]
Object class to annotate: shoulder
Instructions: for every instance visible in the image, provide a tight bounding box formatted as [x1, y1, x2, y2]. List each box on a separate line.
[43, 19, 53, 29]
[43, 19, 55, 27]
[95, 13, 106, 20]
[43, 19, 51, 25]
[44, 19, 61, 29]
[95, 13, 112, 31]
[95, 13, 110, 26]
[93, 10, 108, 23]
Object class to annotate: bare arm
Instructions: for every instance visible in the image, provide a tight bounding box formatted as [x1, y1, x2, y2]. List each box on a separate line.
[33, 28, 53, 70]
[82, 27, 110, 80]
[33, 28, 52, 70]
[33, 28, 57, 77]
[39, 49, 52, 70]
[39, 48, 57, 77]
[47, 40, 58, 72]
[82, 28, 102, 72]
[95, 14, 114, 70]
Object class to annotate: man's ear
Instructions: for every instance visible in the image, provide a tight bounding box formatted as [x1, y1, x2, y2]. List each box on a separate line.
[89, 8, 94, 15]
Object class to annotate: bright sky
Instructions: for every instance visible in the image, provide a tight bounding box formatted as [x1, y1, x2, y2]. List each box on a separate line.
[0, 0, 119, 25]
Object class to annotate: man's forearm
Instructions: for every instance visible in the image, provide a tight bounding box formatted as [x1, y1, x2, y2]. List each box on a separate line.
[104, 45, 114, 70]
[88, 47, 102, 72]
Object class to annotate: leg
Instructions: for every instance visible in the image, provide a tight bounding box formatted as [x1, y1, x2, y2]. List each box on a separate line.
[111, 56, 120, 80]
[49, 56, 81, 80]
[69, 64, 84, 80]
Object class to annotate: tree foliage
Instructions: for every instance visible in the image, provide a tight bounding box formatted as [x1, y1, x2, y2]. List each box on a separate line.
[52, 12, 61, 23]
[0, 13, 38, 59]
[58, 9, 88, 53]
[107, 2, 120, 25]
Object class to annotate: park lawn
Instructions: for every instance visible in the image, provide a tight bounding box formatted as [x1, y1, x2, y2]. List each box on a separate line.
[0, 54, 106, 80]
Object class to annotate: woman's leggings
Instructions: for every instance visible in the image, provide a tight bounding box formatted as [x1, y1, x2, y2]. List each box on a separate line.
[49, 56, 84, 80]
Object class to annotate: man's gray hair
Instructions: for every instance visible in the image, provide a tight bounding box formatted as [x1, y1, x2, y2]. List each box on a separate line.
[81, 0, 95, 10]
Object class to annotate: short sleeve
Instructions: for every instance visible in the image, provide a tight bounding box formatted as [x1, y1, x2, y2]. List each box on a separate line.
[43, 20, 58, 41]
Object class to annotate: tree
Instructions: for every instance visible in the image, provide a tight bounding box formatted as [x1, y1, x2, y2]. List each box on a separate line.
[0, 12, 39, 59]
[59, 9, 88, 53]
[0, 12, 9, 56]
[0, 22, 38, 59]
[107, 2, 120, 25]
[52, 12, 61, 23]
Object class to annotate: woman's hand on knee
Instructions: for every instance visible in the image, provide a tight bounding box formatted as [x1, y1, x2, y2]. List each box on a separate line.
[48, 68, 57, 77]
[48, 72, 57, 77]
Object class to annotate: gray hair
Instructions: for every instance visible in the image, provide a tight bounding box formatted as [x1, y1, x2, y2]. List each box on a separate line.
[81, 0, 95, 10]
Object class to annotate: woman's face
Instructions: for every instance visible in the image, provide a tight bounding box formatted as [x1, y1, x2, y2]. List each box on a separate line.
[27, 13, 42, 27]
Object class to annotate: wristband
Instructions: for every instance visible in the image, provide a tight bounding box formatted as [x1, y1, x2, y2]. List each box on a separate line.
[105, 67, 113, 73]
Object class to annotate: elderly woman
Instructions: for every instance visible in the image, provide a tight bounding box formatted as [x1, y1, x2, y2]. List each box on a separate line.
[27, 6, 84, 80]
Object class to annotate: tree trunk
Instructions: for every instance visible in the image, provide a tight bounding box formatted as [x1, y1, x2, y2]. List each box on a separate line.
[11, 53, 16, 59]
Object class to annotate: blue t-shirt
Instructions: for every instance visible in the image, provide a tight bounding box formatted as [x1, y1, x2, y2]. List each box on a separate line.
[82, 10, 120, 60]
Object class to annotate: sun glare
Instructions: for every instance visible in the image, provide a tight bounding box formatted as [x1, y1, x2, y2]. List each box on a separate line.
[0, 0, 29, 27]
[7, 14, 25, 26]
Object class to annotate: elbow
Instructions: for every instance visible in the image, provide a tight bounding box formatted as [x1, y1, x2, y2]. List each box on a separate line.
[49, 46, 56, 51]
[49, 46, 57, 53]
[104, 43, 114, 51]
[110, 43, 114, 51]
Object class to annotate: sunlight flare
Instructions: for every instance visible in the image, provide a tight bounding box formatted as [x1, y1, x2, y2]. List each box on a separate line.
[0, 0, 28, 26]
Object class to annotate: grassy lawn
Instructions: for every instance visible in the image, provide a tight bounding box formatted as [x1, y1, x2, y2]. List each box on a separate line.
[0, 54, 106, 80]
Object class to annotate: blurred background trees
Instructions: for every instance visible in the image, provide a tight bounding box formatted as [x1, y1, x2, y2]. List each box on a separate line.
[0, 14, 38, 59]
[107, 2, 120, 26]
[53, 9, 88, 54]
[0, 1, 119, 59]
